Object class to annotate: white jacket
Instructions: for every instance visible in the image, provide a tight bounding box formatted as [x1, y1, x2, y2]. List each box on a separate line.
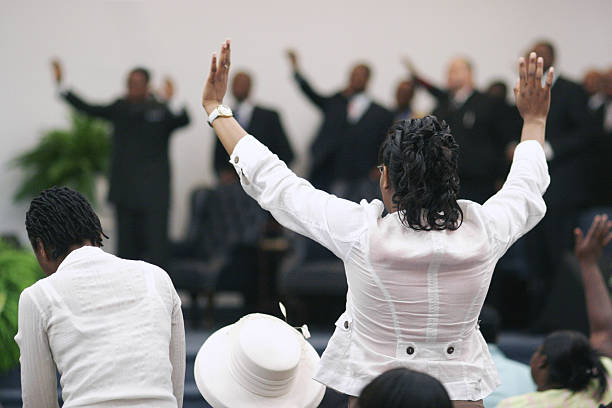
[230, 135, 549, 400]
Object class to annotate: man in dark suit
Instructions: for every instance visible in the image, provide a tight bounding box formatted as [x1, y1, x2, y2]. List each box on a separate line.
[52, 60, 190, 268]
[214, 71, 294, 180]
[589, 69, 612, 207]
[409, 57, 511, 204]
[287, 50, 394, 190]
[394, 79, 415, 122]
[521, 41, 596, 328]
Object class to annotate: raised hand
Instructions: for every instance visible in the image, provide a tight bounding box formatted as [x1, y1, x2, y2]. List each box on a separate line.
[51, 58, 63, 85]
[161, 77, 175, 100]
[202, 39, 231, 113]
[514, 52, 554, 124]
[574, 214, 612, 265]
[286, 49, 298, 71]
[402, 57, 418, 79]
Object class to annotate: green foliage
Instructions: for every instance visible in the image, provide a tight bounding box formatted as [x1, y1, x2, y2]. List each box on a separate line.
[0, 239, 43, 373]
[13, 112, 111, 206]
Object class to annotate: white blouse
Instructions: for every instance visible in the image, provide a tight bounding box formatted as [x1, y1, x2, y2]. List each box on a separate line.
[15, 246, 185, 407]
[230, 135, 549, 400]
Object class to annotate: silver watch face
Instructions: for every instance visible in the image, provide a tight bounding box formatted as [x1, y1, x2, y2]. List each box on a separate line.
[217, 105, 233, 116]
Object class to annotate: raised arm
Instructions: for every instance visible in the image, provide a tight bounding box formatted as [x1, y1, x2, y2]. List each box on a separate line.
[574, 215, 612, 357]
[482, 53, 553, 252]
[286, 49, 329, 110]
[402, 57, 447, 101]
[202, 41, 373, 260]
[51, 59, 115, 120]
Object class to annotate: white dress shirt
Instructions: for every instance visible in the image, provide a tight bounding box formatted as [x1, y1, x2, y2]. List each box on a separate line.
[15, 246, 185, 408]
[228, 135, 549, 400]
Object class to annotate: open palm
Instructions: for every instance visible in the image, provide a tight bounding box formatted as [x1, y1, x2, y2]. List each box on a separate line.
[202, 39, 231, 113]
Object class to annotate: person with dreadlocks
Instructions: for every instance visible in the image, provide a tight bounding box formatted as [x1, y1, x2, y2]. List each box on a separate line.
[15, 186, 185, 408]
[202, 41, 552, 407]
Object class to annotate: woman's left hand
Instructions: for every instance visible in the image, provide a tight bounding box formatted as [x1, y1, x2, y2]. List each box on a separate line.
[202, 39, 231, 114]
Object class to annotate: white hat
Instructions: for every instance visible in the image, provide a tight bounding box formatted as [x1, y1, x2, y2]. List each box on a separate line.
[194, 313, 326, 408]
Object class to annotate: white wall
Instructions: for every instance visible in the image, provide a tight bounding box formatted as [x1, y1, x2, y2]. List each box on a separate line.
[1, 0, 611, 248]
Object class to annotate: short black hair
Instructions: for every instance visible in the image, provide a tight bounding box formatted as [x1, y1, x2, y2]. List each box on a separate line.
[25, 187, 107, 260]
[479, 305, 501, 344]
[359, 367, 452, 408]
[379, 116, 463, 231]
[130, 67, 150, 84]
[540, 330, 608, 399]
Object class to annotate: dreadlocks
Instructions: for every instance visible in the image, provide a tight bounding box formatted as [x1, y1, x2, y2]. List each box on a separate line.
[25, 186, 107, 260]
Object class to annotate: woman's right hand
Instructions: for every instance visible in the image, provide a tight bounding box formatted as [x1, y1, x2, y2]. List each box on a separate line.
[514, 52, 554, 124]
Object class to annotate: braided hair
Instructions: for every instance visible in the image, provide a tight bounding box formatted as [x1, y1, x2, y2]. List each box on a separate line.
[541, 331, 608, 400]
[25, 187, 107, 260]
[378, 116, 462, 231]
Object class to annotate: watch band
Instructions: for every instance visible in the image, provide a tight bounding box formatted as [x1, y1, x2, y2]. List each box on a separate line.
[207, 105, 233, 127]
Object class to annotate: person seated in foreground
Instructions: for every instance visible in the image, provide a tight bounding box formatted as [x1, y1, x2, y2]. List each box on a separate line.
[479, 306, 535, 407]
[202, 40, 552, 408]
[16, 187, 185, 408]
[357, 367, 452, 408]
[193, 313, 325, 407]
[499, 215, 612, 407]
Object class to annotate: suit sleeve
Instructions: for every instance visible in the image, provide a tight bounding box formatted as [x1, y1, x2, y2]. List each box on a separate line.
[270, 111, 295, 166]
[548, 85, 595, 162]
[61, 90, 116, 120]
[166, 106, 190, 132]
[293, 71, 330, 110]
[414, 76, 448, 103]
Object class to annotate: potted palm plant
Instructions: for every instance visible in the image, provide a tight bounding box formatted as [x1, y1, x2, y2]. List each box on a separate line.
[0, 239, 42, 373]
[12, 112, 111, 207]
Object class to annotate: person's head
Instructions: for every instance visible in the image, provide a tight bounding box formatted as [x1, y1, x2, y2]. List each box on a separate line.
[395, 80, 415, 110]
[583, 70, 602, 96]
[127, 67, 150, 102]
[378, 116, 462, 231]
[25, 187, 106, 276]
[486, 81, 508, 101]
[479, 305, 501, 344]
[530, 41, 555, 71]
[530, 331, 608, 399]
[231, 71, 252, 103]
[358, 367, 452, 408]
[348, 63, 371, 94]
[446, 57, 474, 93]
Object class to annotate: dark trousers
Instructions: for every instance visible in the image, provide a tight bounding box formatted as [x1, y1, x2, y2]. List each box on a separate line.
[115, 204, 169, 269]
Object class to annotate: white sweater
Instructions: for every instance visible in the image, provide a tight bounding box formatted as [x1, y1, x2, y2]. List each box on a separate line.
[15, 246, 185, 407]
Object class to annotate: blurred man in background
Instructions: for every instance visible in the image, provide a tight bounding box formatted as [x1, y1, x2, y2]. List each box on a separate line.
[287, 50, 393, 190]
[213, 71, 294, 183]
[51, 60, 190, 269]
[394, 79, 415, 122]
[522, 41, 595, 330]
[407, 57, 511, 204]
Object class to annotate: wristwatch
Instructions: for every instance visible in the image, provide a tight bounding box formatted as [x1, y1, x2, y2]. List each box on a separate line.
[207, 105, 233, 127]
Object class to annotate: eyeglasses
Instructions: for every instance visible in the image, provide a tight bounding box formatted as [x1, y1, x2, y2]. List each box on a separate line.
[377, 165, 384, 174]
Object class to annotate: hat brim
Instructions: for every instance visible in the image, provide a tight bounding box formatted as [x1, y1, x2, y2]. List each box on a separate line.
[194, 324, 326, 408]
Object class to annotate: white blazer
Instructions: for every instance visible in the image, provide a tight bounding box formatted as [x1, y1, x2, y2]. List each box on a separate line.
[230, 135, 549, 400]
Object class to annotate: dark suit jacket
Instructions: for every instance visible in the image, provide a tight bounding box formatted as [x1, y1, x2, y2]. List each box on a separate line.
[420, 81, 511, 204]
[543, 76, 595, 209]
[589, 100, 612, 206]
[294, 72, 394, 189]
[63, 91, 190, 209]
[214, 105, 294, 176]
